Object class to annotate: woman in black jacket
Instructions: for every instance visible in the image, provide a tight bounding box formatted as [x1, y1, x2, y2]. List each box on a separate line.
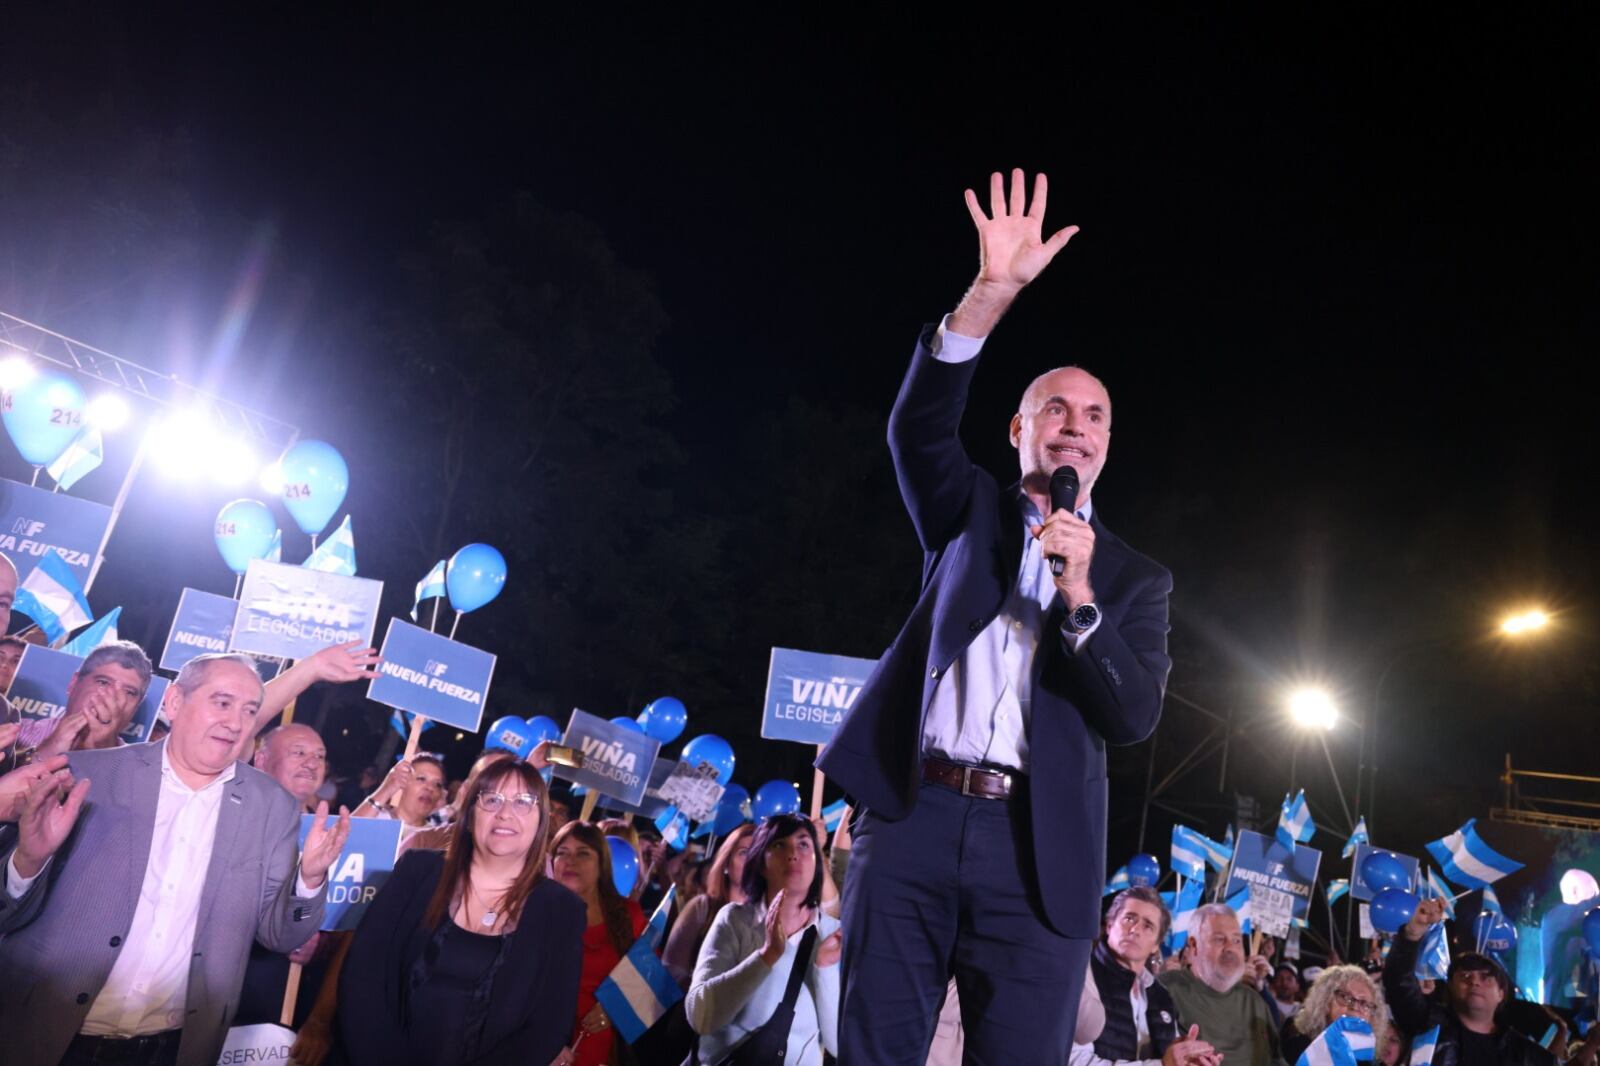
[335, 752, 585, 1065]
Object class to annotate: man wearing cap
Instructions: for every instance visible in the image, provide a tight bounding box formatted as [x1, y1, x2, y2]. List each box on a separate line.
[1385, 898, 1554, 1066]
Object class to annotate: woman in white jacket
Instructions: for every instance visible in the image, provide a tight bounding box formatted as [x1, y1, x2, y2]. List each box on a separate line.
[686, 813, 842, 1065]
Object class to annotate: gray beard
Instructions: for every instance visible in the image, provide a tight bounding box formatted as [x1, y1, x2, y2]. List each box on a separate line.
[1195, 956, 1245, 994]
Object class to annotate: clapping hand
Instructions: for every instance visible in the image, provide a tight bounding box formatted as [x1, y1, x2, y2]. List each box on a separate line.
[13, 763, 90, 878]
[0, 753, 71, 822]
[299, 801, 351, 889]
[816, 928, 843, 968]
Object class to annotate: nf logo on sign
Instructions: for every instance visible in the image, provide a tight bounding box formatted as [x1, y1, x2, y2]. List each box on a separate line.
[0, 478, 113, 585]
[761, 647, 878, 746]
[366, 619, 496, 732]
[13, 519, 45, 537]
[1223, 829, 1323, 926]
[554, 709, 663, 808]
[230, 560, 382, 661]
[297, 816, 403, 931]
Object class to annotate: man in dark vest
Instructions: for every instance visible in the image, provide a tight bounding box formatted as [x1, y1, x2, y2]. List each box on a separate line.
[1075, 887, 1220, 1066]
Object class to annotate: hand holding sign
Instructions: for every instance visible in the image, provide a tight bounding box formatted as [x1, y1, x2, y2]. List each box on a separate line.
[300, 801, 352, 889]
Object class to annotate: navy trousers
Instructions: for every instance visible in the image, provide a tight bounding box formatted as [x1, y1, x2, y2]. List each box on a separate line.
[838, 780, 1091, 1065]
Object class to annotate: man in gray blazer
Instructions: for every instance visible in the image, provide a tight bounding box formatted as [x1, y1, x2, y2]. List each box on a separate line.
[0, 652, 351, 1066]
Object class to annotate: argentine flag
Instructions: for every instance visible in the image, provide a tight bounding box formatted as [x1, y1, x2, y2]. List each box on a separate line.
[1327, 878, 1351, 906]
[594, 887, 683, 1043]
[1410, 1026, 1440, 1066]
[1426, 819, 1522, 889]
[1105, 865, 1132, 896]
[1225, 887, 1254, 934]
[1277, 790, 1316, 852]
[389, 710, 435, 740]
[45, 425, 104, 491]
[411, 559, 447, 621]
[1171, 824, 1209, 881]
[821, 798, 848, 833]
[266, 528, 282, 563]
[1296, 1015, 1376, 1066]
[303, 515, 357, 576]
[1198, 828, 1234, 872]
[1423, 869, 1457, 920]
[1168, 875, 1205, 952]
[62, 607, 121, 657]
[13, 550, 93, 644]
[1343, 816, 1370, 859]
[654, 806, 691, 852]
[1416, 922, 1451, 981]
[1480, 885, 1502, 915]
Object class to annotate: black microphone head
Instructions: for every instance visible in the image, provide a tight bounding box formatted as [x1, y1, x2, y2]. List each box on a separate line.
[1049, 465, 1080, 515]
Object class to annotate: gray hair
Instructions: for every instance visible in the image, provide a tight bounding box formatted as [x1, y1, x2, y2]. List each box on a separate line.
[1295, 965, 1390, 1049]
[77, 640, 153, 695]
[1190, 902, 1239, 939]
[173, 653, 265, 697]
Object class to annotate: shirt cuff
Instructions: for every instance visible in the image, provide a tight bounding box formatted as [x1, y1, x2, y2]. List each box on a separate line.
[931, 314, 987, 363]
[6, 853, 46, 898]
[1061, 613, 1103, 653]
[294, 867, 323, 899]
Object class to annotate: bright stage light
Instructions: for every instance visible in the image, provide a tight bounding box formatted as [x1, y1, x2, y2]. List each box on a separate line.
[259, 459, 285, 496]
[209, 436, 258, 486]
[0, 357, 37, 391]
[146, 411, 259, 484]
[85, 394, 132, 432]
[1287, 688, 1339, 730]
[1501, 609, 1550, 636]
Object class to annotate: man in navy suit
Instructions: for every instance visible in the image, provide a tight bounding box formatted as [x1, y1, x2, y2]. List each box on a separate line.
[818, 169, 1173, 1064]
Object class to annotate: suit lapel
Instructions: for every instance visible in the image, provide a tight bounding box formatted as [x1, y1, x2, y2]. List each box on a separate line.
[120, 743, 163, 913]
[997, 482, 1025, 586]
[196, 763, 249, 940]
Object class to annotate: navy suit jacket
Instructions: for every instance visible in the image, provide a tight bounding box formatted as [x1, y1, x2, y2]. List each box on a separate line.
[817, 325, 1173, 938]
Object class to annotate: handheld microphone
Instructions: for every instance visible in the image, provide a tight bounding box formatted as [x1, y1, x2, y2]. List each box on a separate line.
[1047, 465, 1080, 576]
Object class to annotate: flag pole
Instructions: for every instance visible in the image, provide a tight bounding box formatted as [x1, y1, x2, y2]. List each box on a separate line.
[449, 612, 462, 641]
[430, 598, 441, 633]
[810, 744, 825, 821]
[84, 427, 152, 595]
[280, 963, 303, 1027]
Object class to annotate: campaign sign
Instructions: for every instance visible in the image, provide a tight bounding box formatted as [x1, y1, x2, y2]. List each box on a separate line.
[657, 760, 726, 822]
[160, 587, 283, 682]
[597, 757, 677, 818]
[554, 709, 663, 808]
[297, 814, 403, 932]
[1350, 843, 1421, 902]
[9, 644, 169, 745]
[0, 477, 113, 586]
[216, 1023, 296, 1064]
[761, 647, 877, 745]
[1224, 829, 1323, 926]
[366, 619, 495, 732]
[229, 560, 382, 662]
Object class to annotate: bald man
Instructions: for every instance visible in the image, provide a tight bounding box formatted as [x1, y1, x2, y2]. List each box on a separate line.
[254, 723, 328, 812]
[818, 170, 1173, 1064]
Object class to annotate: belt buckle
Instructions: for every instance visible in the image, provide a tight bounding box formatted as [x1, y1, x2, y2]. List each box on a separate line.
[961, 766, 974, 796]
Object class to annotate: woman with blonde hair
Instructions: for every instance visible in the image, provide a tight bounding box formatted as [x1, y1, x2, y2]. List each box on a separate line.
[1283, 964, 1391, 1065]
[663, 823, 757, 986]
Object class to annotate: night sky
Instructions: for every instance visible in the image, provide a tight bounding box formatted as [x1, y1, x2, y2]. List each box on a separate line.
[2, 12, 1596, 892]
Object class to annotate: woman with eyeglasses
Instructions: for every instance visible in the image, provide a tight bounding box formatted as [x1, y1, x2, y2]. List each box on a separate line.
[333, 752, 584, 1066]
[1282, 965, 1390, 1066]
[550, 821, 648, 1066]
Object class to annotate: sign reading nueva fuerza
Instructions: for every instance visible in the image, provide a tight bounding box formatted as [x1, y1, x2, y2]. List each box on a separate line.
[365, 618, 495, 733]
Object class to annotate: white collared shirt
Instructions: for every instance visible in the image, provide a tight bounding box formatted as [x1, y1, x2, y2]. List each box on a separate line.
[1070, 963, 1161, 1066]
[919, 316, 1102, 773]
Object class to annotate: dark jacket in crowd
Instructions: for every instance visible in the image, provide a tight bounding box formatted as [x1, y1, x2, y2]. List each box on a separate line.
[1090, 940, 1181, 1061]
[335, 849, 585, 1066]
[1384, 934, 1555, 1066]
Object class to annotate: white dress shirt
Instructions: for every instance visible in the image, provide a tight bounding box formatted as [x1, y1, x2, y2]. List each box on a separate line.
[919, 316, 1103, 773]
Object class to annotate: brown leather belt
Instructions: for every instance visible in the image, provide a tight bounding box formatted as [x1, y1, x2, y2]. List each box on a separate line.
[922, 755, 1021, 799]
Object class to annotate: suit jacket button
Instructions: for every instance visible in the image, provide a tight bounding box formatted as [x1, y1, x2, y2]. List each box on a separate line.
[109, 936, 121, 947]
[76, 993, 90, 1005]
[929, 667, 939, 679]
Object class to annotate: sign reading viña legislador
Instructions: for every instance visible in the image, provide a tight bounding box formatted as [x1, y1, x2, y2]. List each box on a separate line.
[228, 560, 382, 661]
[761, 647, 877, 746]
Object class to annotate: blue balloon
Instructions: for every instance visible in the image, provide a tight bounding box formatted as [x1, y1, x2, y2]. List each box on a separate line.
[1370, 888, 1419, 934]
[1360, 850, 1410, 892]
[446, 543, 508, 613]
[485, 715, 536, 758]
[608, 836, 639, 896]
[681, 734, 736, 785]
[752, 780, 803, 821]
[1128, 854, 1161, 888]
[639, 697, 688, 744]
[524, 716, 562, 745]
[1581, 906, 1600, 955]
[2, 369, 87, 466]
[277, 439, 349, 537]
[214, 499, 278, 574]
[609, 716, 646, 733]
[712, 784, 751, 835]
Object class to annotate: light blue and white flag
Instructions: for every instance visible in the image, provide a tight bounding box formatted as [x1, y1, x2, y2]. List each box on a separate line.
[1171, 824, 1209, 881]
[45, 426, 104, 491]
[821, 798, 849, 833]
[654, 806, 691, 852]
[1480, 885, 1502, 915]
[1343, 816, 1370, 859]
[388, 710, 435, 741]
[1278, 790, 1315, 852]
[410, 559, 447, 622]
[1416, 921, 1451, 981]
[1327, 878, 1351, 906]
[303, 515, 356, 576]
[1297, 1015, 1376, 1066]
[61, 606, 121, 657]
[1225, 887, 1254, 934]
[594, 887, 684, 1043]
[13, 549, 94, 644]
[266, 528, 282, 564]
[1423, 868, 1457, 920]
[1198, 828, 1234, 872]
[1105, 866, 1132, 896]
[1410, 1025, 1440, 1066]
[1426, 819, 1522, 890]
[1168, 875, 1205, 952]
